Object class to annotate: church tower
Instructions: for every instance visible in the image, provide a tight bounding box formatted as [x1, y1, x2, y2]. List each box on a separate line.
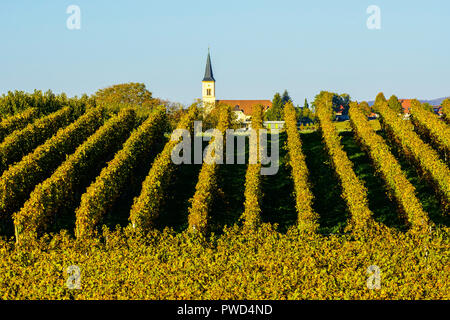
[202, 49, 216, 112]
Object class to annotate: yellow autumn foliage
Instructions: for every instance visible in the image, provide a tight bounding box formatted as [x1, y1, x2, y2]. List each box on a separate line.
[316, 93, 374, 232]
[349, 102, 430, 232]
[0, 107, 106, 217]
[188, 105, 231, 234]
[75, 107, 167, 238]
[13, 108, 136, 243]
[0, 108, 40, 142]
[129, 105, 200, 231]
[283, 102, 318, 233]
[373, 97, 450, 213]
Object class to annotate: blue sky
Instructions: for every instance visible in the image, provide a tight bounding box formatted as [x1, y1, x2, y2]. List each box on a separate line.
[1, 0, 449, 106]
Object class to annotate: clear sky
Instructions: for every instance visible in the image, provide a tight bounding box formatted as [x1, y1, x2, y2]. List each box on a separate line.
[1, 0, 449, 106]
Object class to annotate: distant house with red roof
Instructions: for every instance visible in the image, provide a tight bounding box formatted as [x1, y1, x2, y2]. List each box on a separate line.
[335, 105, 345, 116]
[399, 99, 442, 116]
[434, 106, 443, 116]
[398, 99, 412, 114]
[216, 100, 272, 121]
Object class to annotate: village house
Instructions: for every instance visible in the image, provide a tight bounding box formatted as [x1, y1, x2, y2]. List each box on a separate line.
[399, 99, 442, 116]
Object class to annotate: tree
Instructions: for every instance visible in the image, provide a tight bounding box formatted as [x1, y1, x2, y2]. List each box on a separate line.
[295, 104, 303, 120]
[281, 90, 292, 105]
[95, 83, 159, 108]
[0, 89, 93, 117]
[313, 91, 335, 121]
[302, 101, 312, 121]
[332, 94, 351, 114]
[375, 92, 387, 107]
[166, 102, 187, 130]
[303, 98, 309, 109]
[388, 95, 403, 114]
[265, 92, 283, 121]
[359, 101, 372, 116]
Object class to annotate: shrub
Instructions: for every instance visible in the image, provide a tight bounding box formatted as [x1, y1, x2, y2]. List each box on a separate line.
[75, 107, 167, 238]
[241, 105, 264, 231]
[0, 108, 40, 142]
[315, 93, 373, 232]
[373, 97, 450, 213]
[129, 105, 200, 231]
[13, 108, 137, 243]
[0, 106, 82, 174]
[187, 106, 231, 234]
[349, 102, 430, 233]
[284, 102, 318, 233]
[0, 107, 105, 216]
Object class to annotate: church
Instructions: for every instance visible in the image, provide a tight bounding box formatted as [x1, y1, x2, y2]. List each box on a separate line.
[201, 51, 272, 122]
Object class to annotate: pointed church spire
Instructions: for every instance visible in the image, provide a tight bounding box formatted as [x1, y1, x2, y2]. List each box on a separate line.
[203, 49, 215, 81]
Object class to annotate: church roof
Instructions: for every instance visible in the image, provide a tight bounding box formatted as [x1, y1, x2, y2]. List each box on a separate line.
[216, 100, 272, 116]
[203, 51, 215, 82]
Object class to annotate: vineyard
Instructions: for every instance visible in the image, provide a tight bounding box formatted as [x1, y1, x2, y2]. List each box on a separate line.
[0, 93, 449, 299]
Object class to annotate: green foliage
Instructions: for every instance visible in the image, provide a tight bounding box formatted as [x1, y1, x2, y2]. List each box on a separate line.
[359, 101, 372, 116]
[241, 105, 264, 231]
[94, 83, 160, 117]
[1, 89, 449, 300]
[301, 99, 315, 122]
[0, 107, 106, 217]
[387, 95, 403, 114]
[410, 99, 450, 162]
[284, 102, 318, 233]
[303, 98, 309, 109]
[281, 90, 292, 105]
[0, 108, 40, 142]
[349, 102, 430, 233]
[422, 103, 434, 113]
[166, 103, 187, 130]
[129, 105, 200, 231]
[0, 90, 93, 118]
[0, 225, 448, 299]
[201, 102, 232, 130]
[13, 109, 137, 243]
[374, 97, 450, 213]
[313, 91, 351, 118]
[188, 106, 231, 234]
[442, 98, 450, 121]
[265, 93, 283, 121]
[316, 92, 374, 232]
[332, 93, 351, 114]
[75, 107, 167, 238]
[375, 92, 387, 105]
[187, 165, 218, 234]
[0, 106, 83, 175]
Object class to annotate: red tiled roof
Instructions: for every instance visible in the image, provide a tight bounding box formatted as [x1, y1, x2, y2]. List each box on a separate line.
[399, 99, 412, 113]
[216, 100, 272, 116]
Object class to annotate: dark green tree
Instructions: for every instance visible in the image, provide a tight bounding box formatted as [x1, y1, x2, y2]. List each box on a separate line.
[265, 92, 283, 121]
[388, 95, 403, 114]
[295, 105, 303, 120]
[281, 90, 292, 105]
[332, 94, 351, 114]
